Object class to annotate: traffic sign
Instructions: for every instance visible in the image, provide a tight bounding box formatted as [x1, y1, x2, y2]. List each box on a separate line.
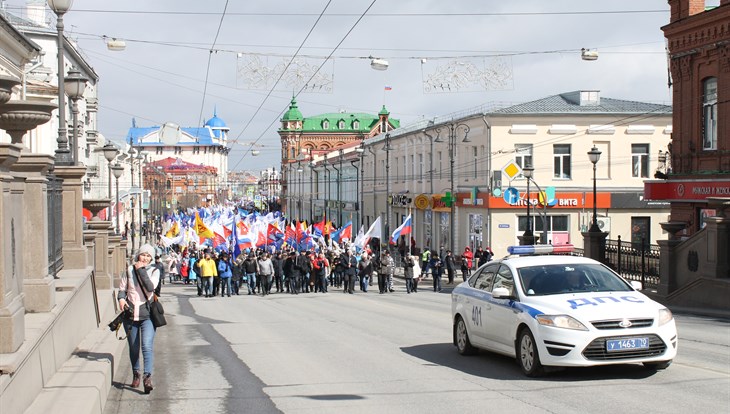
[501, 160, 522, 181]
[503, 187, 520, 204]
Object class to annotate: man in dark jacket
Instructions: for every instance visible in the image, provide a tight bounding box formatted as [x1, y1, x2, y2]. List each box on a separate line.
[342, 250, 358, 294]
[444, 250, 457, 284]
[243, 253, 258, 295]
[271, 252, 284, 293]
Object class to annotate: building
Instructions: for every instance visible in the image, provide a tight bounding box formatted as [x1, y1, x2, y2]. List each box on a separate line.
[279, 96, 399, 220]
[643, 0, 730, 309]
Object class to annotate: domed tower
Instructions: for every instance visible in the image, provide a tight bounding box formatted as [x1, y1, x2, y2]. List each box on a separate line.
[204, 108, 230, 143]
[280, 96, 303, 164]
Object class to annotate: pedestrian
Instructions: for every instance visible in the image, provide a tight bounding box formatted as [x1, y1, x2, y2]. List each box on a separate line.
[412, 255, 422, 292]
[117, 244, 161, 394]
[379, 250, 395, 294]
[272, 252, 284, 293]
[243, 253, 258, 295]
[430, 250, 443, 292]
[198, 251, 218, 297]
[231, 254, 244, 295]
[403, 253, 415, 294]
[461, 246, 474, 281]
[312, 252, 329, 293]
[284, 251, 297, 294]
[358, 252, 373, 292]
[444, 250, 456, 284]
[257, 253, 274, 296]
[343, 249, 358, 294]
[217, 253, 233, 297]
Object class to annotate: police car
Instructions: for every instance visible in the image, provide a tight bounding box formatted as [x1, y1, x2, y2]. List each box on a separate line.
[451, 244, 677, 376]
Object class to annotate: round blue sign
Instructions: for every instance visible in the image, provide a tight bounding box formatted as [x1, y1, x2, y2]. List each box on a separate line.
[503, 187, 520, 204]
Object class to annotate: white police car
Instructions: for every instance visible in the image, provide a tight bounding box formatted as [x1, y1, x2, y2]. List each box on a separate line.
[451, 244, 677, 376]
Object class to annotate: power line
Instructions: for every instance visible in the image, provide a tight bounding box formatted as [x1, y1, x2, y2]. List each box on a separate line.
[196, 0, 230, 129]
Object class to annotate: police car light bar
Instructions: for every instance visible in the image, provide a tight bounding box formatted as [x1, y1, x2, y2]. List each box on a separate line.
[507, 244, 575, 255]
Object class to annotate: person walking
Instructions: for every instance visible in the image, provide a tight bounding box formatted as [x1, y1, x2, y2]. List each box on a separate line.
[243, 253, 258, 295]
[272, 252, 284, 293]
[403, 253, 415, 294]
[444, 250, 456, 284]
[312, 252, 329, 293]
[117, 244, 161, 394]
[430, 250, 443, 292]
[379, 250, 395, 294]
[217, 253, 233, 297]
[461, 246, 474, 282]
[257, 253, 274, 296]
[343, 249, 358, 294]
[358, 253, 373, 292]
[198, 251, 218, 298]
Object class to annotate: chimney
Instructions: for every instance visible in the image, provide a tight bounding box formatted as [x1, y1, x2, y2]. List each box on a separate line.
[668, 0, 706, 23]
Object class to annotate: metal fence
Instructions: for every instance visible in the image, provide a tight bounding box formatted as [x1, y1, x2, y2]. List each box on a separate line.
[604, 236, 660, 290]
[47, 174, 64, 278]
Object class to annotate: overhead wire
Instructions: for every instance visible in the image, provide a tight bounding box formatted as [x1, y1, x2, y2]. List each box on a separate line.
[196, 0, 230, 129]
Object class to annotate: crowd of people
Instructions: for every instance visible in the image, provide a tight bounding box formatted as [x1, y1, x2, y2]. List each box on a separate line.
[152, 241, 495, 296]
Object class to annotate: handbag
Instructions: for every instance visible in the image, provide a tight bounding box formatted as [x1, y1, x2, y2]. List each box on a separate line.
[107, 308, 131, 339]
[133, 267, 167, 328]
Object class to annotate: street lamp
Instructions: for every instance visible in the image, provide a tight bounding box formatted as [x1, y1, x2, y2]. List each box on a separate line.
[111, 162, 124, 234]
[522, 164, 535, 243]
[384, 133, 392, 251]
[48, 0, 73, 164]
[297, 163, 303, 220]
[435, 122, 470, 251]
[136, 151, 146, 242]
[99, 142, 119, 199]
[587, 146, 602, 232]
[64, 67, 87, 165]
[323, 154, 330, 223]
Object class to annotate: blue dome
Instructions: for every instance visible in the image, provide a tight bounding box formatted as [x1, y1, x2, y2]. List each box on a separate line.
[205, 115, 227, 129]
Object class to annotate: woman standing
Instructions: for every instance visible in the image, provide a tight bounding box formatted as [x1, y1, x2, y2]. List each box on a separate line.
[461, 246, 474, 282]
[118, 244, 161, 394]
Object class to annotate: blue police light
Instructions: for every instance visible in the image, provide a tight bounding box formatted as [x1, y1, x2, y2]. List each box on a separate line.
[507, 244, 575, 255]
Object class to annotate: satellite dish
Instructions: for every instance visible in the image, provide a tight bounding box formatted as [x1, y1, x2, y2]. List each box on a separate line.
[159, 122, 181, 146]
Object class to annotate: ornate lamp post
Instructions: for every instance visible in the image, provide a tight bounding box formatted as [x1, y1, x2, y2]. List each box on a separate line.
[47, 0, 74, 164]
[520, 164, 536, 245]
[384, 133, 392, 250]
[99, 142, 119, 199]
[435, 122, 470, 251]
[111, 162, 124, 234]
[587, 146, 602, 232]
[64, 67, 87, 165]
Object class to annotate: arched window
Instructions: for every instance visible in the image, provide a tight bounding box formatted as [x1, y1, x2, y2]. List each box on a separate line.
[322, 120, 330, 129]
[353, 120, 360, 129]
[338, 120, 345, 129]
[703, 77, 718, 150]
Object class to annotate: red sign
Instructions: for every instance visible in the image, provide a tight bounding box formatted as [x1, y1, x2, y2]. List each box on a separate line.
[488, 192, 611, 209]
[644, 180, 730, 201]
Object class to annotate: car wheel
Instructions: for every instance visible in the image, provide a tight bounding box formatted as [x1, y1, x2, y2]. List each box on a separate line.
[518, 328, 544, 377]
[643, 360, 672, 371]
[455, 316, 478, 356]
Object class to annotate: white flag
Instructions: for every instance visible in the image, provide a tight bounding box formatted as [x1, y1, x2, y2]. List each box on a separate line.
[363, 216, 382, 240]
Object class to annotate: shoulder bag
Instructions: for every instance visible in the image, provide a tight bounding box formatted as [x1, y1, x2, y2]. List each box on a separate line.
[133, 267, 167, 328]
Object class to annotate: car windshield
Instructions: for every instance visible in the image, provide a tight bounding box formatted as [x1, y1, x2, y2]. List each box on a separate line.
[518, 263, 632, 296]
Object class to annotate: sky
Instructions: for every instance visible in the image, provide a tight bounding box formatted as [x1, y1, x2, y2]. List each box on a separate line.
[5, 0, 676, 172]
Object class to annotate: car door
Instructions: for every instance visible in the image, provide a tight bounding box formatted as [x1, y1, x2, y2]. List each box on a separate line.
[466, 264, 498, 346]
[483, 265, 520, 355]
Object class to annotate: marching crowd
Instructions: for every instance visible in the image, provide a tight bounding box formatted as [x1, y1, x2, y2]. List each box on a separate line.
[152, 242, 495, 296]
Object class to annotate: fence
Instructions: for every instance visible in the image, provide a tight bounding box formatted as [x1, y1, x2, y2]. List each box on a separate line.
[47, 174, 64, 278]
[604, 236, 661, 290]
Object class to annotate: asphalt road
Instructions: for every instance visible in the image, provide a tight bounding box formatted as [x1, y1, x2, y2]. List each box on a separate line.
[104, 280, 730, 414]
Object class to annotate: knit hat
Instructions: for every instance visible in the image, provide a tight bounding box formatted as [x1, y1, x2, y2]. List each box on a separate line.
[137, 243, 156, 259]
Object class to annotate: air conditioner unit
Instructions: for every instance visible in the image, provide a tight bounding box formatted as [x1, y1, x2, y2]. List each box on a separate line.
[596, 217, 611, 232]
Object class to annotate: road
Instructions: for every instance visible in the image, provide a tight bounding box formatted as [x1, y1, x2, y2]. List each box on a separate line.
[104, 281, 730, 414]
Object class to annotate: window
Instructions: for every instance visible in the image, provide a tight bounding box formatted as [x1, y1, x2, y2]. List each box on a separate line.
[703, 77, 717, 150]
[438, 151, 443, 179]
[515, 144, 533, 174]
[322, 120, 330, 129]
[472, 146, 478, 179]
[338, 120, 345, 129]
[632, 144, 649, 178]
[418, 154, 423, 178]
[353, 120, 359, 129]
[409, 154, 414, 180]
[492, 266, 515, 296]
[553, 144, 571, 179]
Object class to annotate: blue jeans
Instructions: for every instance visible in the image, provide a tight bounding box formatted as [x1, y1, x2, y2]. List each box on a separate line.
[220, 276, 232, 296]
[246, 273, 257, 294]
[124, 318, 156, 375]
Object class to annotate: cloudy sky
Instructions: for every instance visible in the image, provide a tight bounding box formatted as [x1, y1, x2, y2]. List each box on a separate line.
[6, 0, 675, 172]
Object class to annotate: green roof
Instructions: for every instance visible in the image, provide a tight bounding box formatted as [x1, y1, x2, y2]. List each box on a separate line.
[282, 97, 303, 122]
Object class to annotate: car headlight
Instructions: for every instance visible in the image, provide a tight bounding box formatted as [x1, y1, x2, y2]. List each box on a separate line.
[536, 314, 588, 331]
[658, 308, 674, 326]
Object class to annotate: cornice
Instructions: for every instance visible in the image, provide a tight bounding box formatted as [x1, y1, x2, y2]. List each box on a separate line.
[664, 11, 730, 55]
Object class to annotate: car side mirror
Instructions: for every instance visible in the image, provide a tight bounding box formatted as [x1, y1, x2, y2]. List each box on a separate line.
[630, 280, 643, 291]
[492, 287, 512, 299]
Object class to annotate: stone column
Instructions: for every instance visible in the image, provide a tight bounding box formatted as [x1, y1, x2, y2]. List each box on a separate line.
[706, 198, 730, 279]
[657, 222, 688, 296]
[582, 230, 608, 264]
[54, 165, 89, 270]
[0, 143, 25, 353]
[11, 153, 56, 312]
[87, 221, 113, 289]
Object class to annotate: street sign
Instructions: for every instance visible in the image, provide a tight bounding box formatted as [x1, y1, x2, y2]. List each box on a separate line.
[503, 187, 520, 204]
[501, 160, 522, 181]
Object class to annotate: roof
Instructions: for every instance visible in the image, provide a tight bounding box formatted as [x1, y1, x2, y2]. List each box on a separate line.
[492, 91, 672, 115]
[149, 157, 217, 173]
[301, 112, 385, 133]
[127, 126, 225, 146]
[282, 97, 303, 122]
[204, 109, 228, 129]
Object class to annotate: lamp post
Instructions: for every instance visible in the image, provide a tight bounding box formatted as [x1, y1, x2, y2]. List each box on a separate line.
[111, 162, 124, 234]
[64, 67, 87, 165]
[136, 151, 145, 242]
[384, 133, 392, 251]
[48, 0, 73, 164]
[297, 163, 303, 220]
[100, 142, 119, 199]
[323, 154, 330, 223]
[435, 122, 470, 251]
[520, 164, 536, 245]
[127, 147, 137, 250]
[357, 145, 365, 228]
[587, 146, 602, 232]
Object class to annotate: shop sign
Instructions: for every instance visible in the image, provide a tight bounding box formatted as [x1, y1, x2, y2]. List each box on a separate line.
[414, 194, 430, 210]
[390, 194, 412, 207]
[431, 194, 450, 212]
[645, 180, 730, 201]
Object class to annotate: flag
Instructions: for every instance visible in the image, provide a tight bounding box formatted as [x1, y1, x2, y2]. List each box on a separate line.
[232, 217, 241, 259]
[356, 216, 382, 249]
[194, 212, 214, 239]
[390, 214, 412, 245]
[267, 223, 284, 242]
[165, 221, 179, 238]
[333, 221, 353, 243]
[384, 85, 392, 91]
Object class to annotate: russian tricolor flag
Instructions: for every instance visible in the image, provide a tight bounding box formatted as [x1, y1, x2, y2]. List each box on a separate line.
[390, 214, 412, 245]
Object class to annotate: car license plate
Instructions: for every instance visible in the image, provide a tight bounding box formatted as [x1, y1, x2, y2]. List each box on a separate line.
[606, 337, 649, 352]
